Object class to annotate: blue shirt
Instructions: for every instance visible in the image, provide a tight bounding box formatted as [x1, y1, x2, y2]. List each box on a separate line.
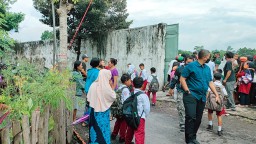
[181, 61, 212, 102]
[85, 68, 100, 94]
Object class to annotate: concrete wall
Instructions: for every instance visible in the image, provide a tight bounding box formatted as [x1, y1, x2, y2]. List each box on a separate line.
[13, 23, 172, 87]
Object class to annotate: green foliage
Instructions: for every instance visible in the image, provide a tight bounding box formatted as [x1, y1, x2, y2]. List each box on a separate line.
[41, 30, 54, 40]
[0, 60, 73, 121]
[178, 50, 192, 56]
[194, 46, 204, 52]
[0, 1, 24, 57]
[236, 47, 256, 57]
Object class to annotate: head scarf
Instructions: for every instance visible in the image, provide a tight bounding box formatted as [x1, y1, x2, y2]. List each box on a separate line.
[87, 69, 116, 112]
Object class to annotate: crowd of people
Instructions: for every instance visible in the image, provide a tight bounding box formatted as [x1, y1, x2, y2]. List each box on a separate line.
[72, 50, 256, 144]
[72, 55, 162, 144]
[166, 50, 256, 144]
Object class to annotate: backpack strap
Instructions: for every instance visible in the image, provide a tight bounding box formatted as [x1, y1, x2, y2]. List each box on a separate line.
[134, 91, 145, 118]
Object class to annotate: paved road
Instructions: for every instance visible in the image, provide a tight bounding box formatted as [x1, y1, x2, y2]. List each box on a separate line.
[111, 101, 256, 144]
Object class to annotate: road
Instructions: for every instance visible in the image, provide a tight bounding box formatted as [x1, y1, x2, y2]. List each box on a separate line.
[111, 101, 256, 144]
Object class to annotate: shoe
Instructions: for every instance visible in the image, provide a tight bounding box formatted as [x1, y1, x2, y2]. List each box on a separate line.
[111, 134, 116, 140]
[231, 108, 236, 111]
[162, 86, 165, 92]
[218, 130, 223, 136]
[119, 138, 125, 143]
[187, 139, 200, 144]
[206, 125, 213, 131]
[180, 125, 185, 132]
[152, 103, 156, 106]
[191, 139, 200, 144]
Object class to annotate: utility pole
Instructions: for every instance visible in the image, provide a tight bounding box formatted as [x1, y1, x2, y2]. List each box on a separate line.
[51, 1, 57, 66]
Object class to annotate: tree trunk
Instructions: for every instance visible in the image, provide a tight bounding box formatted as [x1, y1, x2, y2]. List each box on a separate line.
[76, 37, 82, 60]
[58, 1, 68, 72]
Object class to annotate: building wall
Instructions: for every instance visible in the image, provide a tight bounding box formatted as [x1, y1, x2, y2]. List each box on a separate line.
[12, 23, 178, 87]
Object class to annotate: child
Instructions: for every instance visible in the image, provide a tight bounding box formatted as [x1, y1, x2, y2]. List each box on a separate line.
[111, 74, 132, 143]
[125, 77, 150, 144]
[139, 63, 148, 91]
[147, 67, 159, 106]
[206, 73, 227, 136]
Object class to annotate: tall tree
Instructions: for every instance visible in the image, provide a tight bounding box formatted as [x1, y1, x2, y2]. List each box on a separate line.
[33, 0, 132, 59]
[237, 47, 256, 56]
[0, 1, 24, 57]
[41, 30, 54, 40]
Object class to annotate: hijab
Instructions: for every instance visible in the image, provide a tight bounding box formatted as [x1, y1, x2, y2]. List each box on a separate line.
[87, 69, 116, 112]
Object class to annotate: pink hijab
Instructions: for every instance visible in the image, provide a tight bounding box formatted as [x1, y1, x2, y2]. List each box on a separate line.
[87, 69, 116, 112]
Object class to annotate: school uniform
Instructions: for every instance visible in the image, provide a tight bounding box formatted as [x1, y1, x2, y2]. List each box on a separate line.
[139, 69, 148, 91]
[147, 73, 159, 104]
[125, 89, 150, 144]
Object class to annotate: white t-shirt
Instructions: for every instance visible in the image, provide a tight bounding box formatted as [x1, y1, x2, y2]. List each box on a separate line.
[118, 85, 131, 104]
[147, 73, 159, 83]
[206, 61, 215, 80]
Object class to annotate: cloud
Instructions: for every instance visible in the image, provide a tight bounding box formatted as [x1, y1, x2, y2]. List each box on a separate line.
[9, 0, 51, 42]
[8, 0, 256, 51]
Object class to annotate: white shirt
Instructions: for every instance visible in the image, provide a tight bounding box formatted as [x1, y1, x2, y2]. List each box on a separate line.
[118, 85, 131, 104]
[147, 73, 159, 83]
[134, 89, 150, 119]
[140, 69, 148, 81]
[206, 61, 215, 80]
[167, 60, 177, 74]
[208, 81, 228, 96]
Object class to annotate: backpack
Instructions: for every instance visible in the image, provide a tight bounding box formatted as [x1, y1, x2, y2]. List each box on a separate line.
[122, 91, 144, 129]
[111, 87, 127, 118]
[206, 85, 224, 111]
[149, 75, 159, 92]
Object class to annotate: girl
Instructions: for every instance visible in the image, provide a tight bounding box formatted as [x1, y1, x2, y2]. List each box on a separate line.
[236, 62, 252, 107]
[87, 69, 116, 144]
[166, 62, 180, 96]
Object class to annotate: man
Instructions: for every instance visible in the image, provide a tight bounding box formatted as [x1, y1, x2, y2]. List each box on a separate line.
[223, 51, 236, 111]
[169, 55, 194, 132]
[81, 54, 89, 81]
[180, 49, 220, 144]
[213, 51, 221, 71]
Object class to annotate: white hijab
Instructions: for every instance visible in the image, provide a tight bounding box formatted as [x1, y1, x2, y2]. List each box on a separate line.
[87, 69, 116, 112]
[128, 64, 135, 74]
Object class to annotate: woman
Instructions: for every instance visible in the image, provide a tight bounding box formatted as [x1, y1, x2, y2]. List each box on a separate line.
[87, 69, 116, 144]
[108, 58, 119, 90]
[72, 61, 85, 121]
[166, 62, 180, 96]
[236, 62, 252, 107]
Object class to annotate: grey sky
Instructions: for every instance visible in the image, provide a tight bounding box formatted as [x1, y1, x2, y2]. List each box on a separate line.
[10, 0, 256, 51]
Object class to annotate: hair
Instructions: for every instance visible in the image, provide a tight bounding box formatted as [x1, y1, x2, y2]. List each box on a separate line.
[150, 67, 156, 73]
[121, 74, 131, 83]
[193, 51, 198, 55]
[73, 60, 82, 71]
[90, 58, 100, 68]
[214, 73, 222, 81]
[110, 58, 117, 66]
[216, 69, 222, 74]
[184, 55, 194, 63]
[225, 51, 234, 59]
[139, 63, 144, 67]
[198, 49, 210, 59]
[133, 77, 144, 88]
[172, 62, 180, 68]
[181, 53, 188, 58]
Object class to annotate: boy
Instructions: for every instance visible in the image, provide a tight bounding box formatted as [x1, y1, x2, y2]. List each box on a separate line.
[139, 63, 148, 91]
[147, 67, 159, 106]
[125, 77, 150, 144]
[206, 73, 227, 136]
[111, 74, 132, 143]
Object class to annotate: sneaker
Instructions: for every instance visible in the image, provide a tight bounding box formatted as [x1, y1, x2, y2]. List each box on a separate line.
[206, 125, 213, 131]
[191, 139, 200, 144]
[152, 103, 156, 106]
[111, 134, 116, 140]
[162, 86, 165, 92]
[217, 130, 223, 136]
[119, 138, 125, 143]
[180, 125, 185, 132]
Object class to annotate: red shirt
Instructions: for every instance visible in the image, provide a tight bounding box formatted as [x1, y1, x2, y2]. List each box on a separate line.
[237, 70, 252, 94]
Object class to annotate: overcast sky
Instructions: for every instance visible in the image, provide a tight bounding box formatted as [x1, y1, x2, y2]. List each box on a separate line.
[9, 0, 256, 51]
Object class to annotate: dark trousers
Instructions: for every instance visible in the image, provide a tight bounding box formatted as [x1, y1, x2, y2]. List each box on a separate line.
[239, 92, 250, 105]
[183, 93, 205, 143]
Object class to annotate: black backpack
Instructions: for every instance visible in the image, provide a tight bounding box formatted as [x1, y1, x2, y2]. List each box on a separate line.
[111, 87, 127, 118]
[149, 75, 159, 92]
[122, 91, 144, 129]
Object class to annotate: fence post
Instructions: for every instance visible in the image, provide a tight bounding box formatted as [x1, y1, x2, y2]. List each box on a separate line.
[22, 115, 31, 144]
[12, 120, 22, 144]
[31, 110, 40, 144]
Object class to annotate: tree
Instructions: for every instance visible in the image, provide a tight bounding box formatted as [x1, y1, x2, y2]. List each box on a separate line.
[194, 46, 204, 52]
[237, 47, 256, 56]
[178, 50, 192, 56]
[33, 0, 132, 59]
[226, 46, 236, 53]
[0, 1, 24, 57]
[41, 30, 54, 40]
